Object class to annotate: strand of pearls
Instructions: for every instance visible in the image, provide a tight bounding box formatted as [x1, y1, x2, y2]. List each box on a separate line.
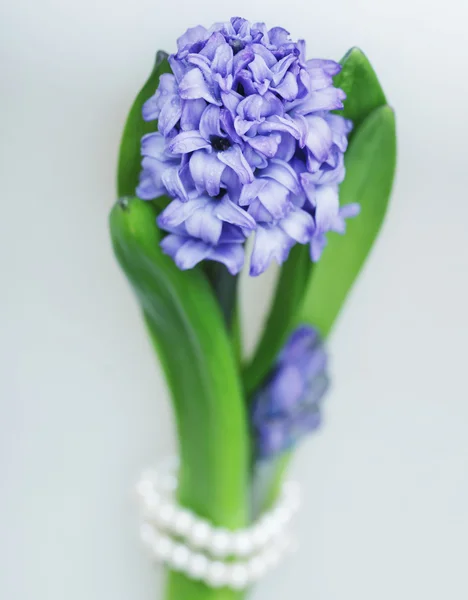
[140, 521, 293, 589]
[136, 461, 301, 590]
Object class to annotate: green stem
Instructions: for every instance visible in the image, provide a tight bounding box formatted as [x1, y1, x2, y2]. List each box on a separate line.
[205, 262, 239, 332]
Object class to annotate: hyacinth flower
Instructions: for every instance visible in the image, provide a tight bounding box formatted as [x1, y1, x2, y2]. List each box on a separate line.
[136, 19, 360, 276]
[252, 326, 329, 459]
[110, 17, 396, 600]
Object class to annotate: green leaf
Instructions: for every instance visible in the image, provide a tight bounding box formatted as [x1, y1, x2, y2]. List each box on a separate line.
[117, 52, 171, 198]
[242, 48, 388, 398]
[110, 197, 249, 600]
[334, 47, 387, 132]
[242, 245, 312, 396]
[298, 105, 397, 335]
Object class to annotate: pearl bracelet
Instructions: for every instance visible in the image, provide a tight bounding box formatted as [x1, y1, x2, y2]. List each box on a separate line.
[136, 464, 301, 559]
[140, 520, 294, 590]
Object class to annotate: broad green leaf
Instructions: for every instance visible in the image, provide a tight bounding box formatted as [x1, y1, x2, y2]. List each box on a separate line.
[242, 245, 312, 396]
[110, 197, 248, 600]
[243, 48, 388, 398]
[298, 105, 396, 335]
[334, 47, 387, 132]
[117, 52, 171, 198]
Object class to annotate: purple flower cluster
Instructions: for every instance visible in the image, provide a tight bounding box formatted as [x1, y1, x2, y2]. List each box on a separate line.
[252, 326, 329, 459]
[138, 17, 359, 275]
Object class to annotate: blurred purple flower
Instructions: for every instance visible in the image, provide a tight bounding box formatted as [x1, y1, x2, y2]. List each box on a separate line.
[137, 17, 359, 275]
[252, 325, 329, 459]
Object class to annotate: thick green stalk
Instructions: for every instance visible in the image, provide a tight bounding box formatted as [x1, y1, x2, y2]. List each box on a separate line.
[110, 198, 249, 600]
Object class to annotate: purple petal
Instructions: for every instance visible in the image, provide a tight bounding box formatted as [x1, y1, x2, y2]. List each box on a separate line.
[232, 47, 255, 75]
[176, 25, 208, 53]
[179, 68, 221, 105]
[246, 134, 281, 158]
[212, 43, 233, 76]
[140, 132, 166, 159]
[157, 197, 209, 229]
[290, 87, 346, 115]
[306, 58, 341, 76]
[279, 208, 314, 243]
[158, 95, 182, 136]
[279, 326, 319, 363]
[270, 365, 305, 412]
[259, 158, 301, 194]
[267, 26, 291, 47]
[136, 159, 165, 200]
[142, 74, 177, 121]
[258, 114, 307, 146]
[300, 172, 316, 206]
[250, 225, 294, 276]
[171, 237, 211, 270]
[180, 99, 207, 131]
[326, 114, 353, 152]
[340, 203, 360, 219]
[207, 243, 245, 275]
[257, 180, 291, 219]
[215, 196, 256, 230]
[271, 54, 297, 85]
[243, 145, 269, 170]
[185, 202, 223, 245]
[199, 32, 226, 60]
[168, 130, 210, 154]
[199, 105, 222, 140]
[247, 198, 275, 222]
[237, 94, 265, 121]
[189, 150, 226, 196]
[220, 90, 242, 115]
[218, 145, 254, 184]
[219, 223, 247, 243]
[186, 53, 212, 78]
[159, 233, 186, 256]
[274, 71, 298, 101]
[310, 233, 327, 261]
[304, 116, 333, 161]
[168, 55, 186, 82]
[249, 54, 272, 83]
[239, 178, 269, 206]
[331, 203, 360, 234]
[220, 108, 243, 143]
[314, 185, 339, 232]
[251, 43, 276, 67]
[275, 133, 296, 162]
[161, 165, 189, 201]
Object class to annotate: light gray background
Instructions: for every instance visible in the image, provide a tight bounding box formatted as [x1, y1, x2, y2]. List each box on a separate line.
[2, 1, 467, 599]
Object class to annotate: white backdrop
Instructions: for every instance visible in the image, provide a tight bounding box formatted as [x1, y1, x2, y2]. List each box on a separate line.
[2, 1, 468, 599]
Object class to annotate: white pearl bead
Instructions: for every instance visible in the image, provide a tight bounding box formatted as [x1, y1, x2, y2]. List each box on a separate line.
[169, 543, 190, 570]
[206, 561, 227, 588]
[136, 478, 154, 498]
[209, 528, 231, 557]
[186, 552, 209, 580]
[229, 564, 249, 590]
[232, 530, 254, 557]
[154, 534, 174, 560]
[260, 514, 276, 538]
[251, 523, 269, 548]
[173, 509, 195, 536]
[157, 503, 177, 528]
[188, 520, 212, 548]
[145, 491, 162, 514]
